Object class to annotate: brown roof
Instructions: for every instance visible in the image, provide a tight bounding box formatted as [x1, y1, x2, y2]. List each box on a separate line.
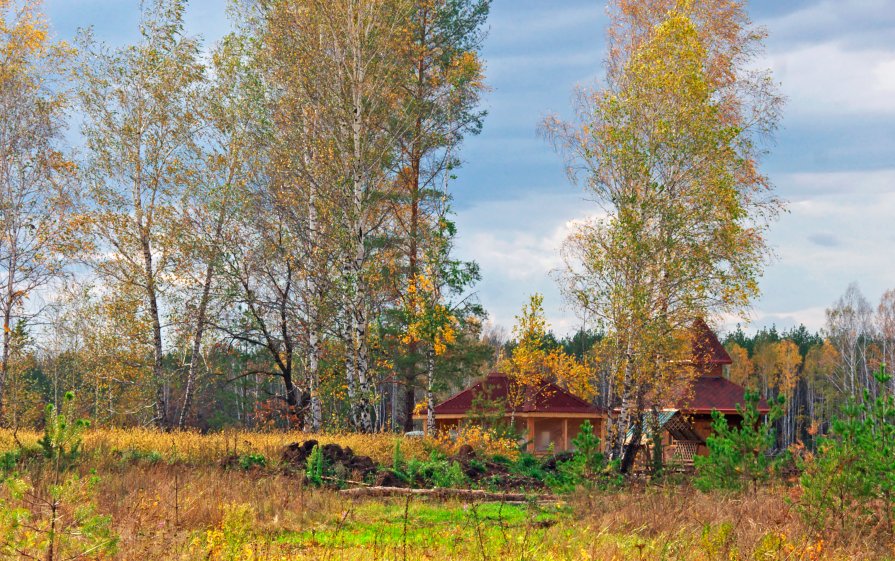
[692, 318, 733, 365]
[678, 375, 770, 414]
[432, 372, 602, 416]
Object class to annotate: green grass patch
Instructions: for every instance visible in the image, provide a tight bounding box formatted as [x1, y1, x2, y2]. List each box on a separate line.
[277, 500, 567, 549]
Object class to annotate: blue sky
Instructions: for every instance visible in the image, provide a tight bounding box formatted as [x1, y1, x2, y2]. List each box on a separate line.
[45, 0, 895, 337]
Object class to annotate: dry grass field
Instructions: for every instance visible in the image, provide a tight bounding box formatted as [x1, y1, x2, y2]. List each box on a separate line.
[0, 428, 891, 561]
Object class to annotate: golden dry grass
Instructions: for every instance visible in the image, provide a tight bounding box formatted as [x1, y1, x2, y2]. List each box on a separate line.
[2, 428, 892, 560]
[0, 427, 432, 465]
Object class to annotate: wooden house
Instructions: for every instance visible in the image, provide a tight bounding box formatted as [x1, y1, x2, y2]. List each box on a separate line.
[632, 320, 770, 466]
[414, 372, 605, 454]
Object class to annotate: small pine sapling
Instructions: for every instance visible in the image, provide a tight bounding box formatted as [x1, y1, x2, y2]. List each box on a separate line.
[694, 390, 782, 493]
[37, 391, 90, 470]
[0, 392, 118, 559]
[305, 445, 324, 487]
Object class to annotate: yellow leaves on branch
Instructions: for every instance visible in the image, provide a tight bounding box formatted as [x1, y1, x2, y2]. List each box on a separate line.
[500, 294, 594, 400]
[0, 0, 55, 83]
[401, 271, 458, 356]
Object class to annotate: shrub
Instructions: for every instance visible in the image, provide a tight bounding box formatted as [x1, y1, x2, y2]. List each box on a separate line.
[122, 448, 163, 465]
[511, 453, 546, 481]
[540, 422, 619, 492]
[403, 451, 469, 488]
[0, 450, 19, 475]
[305, 445, 324, 486]
[0, 474, 118, 559]
[694, 390, 782, 493]
[238, 453, 267, 470]
[571, 420, 605, 477]
[392, 440, 405, 473]
[430, 460, 467, 488]
[432, 425, 519, 459]
[190, 503, 255, 561]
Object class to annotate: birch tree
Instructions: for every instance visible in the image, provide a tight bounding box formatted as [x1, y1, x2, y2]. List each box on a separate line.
[174, 34, 265, 428]
[262, 0, 412, 432]
[825, 283, 875, 399]
[543, 1, 783, 470]
[77, 0, 204, 427]
[0, 0, 77, 419]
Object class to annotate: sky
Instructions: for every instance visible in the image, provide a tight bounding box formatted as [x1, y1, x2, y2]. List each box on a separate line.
[44, 0, 895, 337]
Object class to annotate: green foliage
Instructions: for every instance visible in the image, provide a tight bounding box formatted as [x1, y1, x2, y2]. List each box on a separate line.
[392, 440, 405, 473]
[0, 451, 20, 475]
[0, 475, 118, 560]
[238, 453, 267, 470]
[544, 455, 586, 493]
[121, 448, 163, 465]
[511, 453, 546, 481]
[305, 445, 324, 487]
[539, 423, 619, 493]
[798, 365, 895, 535]
[402, 451, 469, 489]
[694, 391, 782, 493]
[466, 388, 520, 441]
[571, 420, 605, 476]
[0, 391, 116, 559]
[37, 391, 89, 469]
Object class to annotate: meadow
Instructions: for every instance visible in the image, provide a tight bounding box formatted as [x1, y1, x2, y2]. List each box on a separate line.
[0, 427, 889, 561]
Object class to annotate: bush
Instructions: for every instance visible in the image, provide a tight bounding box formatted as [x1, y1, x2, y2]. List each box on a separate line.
[571, 420, 605, 477]
[511, 453, 546, 481]
[403, 451, 469, 488]
[305, 445, 324, 486]
[694, 390, 782, 493]
[540, 422, 619, 492]
[432, 425, 520, 459]
[0, 474, 117, 559]
[0, 450, 19, 475]
[238, 453, 267, 470]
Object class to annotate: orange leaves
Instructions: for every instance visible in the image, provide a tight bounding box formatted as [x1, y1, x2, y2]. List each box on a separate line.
[726, 341, 753, 387]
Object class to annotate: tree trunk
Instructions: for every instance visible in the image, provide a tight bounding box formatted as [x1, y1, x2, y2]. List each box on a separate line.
[177, 254, 215, 430]
[308, 317, 322, 432]
[611, 355, 635, 459]
[620, 414, 642, 474]
[426, 345, 436, 435]
[403, 381, 416, 433]
[346, 35, 375, 434]
[141, 231, 167, 429]
[0, 267, 13, 422]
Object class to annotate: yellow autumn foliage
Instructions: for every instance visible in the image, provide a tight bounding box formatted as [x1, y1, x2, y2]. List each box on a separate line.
[500, 294, 594, 401]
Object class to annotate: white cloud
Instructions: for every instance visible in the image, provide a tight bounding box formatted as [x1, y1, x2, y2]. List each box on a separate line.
[745, 169, 895, 331]
[456, 168, 895, 336]
[762, 41, 895, 117]
[454, 192, 602, 332]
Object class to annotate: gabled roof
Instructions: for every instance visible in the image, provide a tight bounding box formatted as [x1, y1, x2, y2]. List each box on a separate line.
[625, 410, 704, 444]
[692, 318, 733, 366]
[432, 372, 602, 416]
[678, 375, 770, 414]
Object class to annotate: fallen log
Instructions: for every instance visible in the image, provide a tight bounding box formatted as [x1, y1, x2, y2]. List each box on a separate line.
[338, 486, 556, 502]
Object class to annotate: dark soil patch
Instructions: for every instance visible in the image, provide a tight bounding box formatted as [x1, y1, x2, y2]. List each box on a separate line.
[282, 440, 378, 480]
